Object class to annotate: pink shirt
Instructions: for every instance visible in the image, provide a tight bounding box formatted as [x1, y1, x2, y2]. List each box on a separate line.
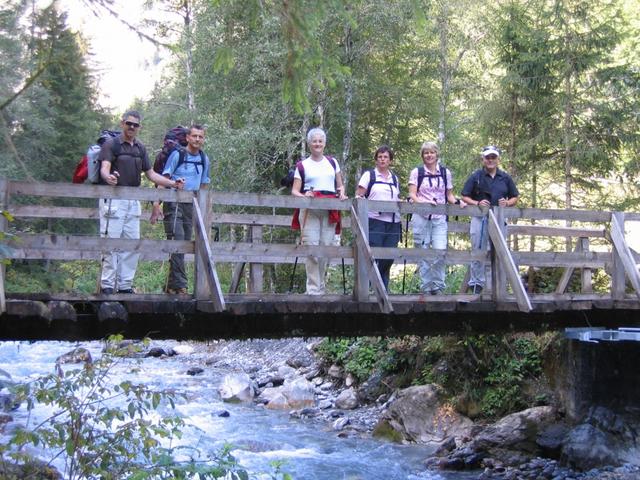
[408, 163, 452, 220]
[357, 169, 400, 223]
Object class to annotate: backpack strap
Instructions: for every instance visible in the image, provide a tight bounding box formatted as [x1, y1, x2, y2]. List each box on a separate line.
[417, 164, 448, 193]
[365, 169, 399, 198]
[299, 156, 337, 193]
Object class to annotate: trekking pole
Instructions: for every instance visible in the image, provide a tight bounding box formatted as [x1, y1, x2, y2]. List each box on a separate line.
[401, 197, 412, 295]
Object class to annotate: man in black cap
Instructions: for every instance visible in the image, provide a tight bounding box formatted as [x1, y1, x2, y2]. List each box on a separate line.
[461, 146, 519, 294]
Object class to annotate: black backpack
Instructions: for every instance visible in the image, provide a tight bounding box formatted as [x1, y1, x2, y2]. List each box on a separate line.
[281, 156, 337, 191]
[152, 126, 189, 176]
[416, 164, 449, 192]
[363, 169, 399, 198]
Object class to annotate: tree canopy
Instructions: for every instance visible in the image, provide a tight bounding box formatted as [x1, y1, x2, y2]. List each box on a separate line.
[0, 0, 638, 210]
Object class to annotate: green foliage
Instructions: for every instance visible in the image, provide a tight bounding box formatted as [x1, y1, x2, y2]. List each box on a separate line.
[316, 337, 396, 382]
[1, 336, 252, 479]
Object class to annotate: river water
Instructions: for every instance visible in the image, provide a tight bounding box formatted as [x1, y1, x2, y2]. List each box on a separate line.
[0, 341, 479, 480]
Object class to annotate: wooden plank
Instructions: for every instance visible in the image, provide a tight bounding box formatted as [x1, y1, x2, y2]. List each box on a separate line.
[487, 210, 532, 312]
[210, 212, 354, 229]
[0, 178, 7, 314]
[229, 262, 245, 293]
[554, 239, 592, 294]
[193, 197, 225, 311]
[610, 213, 640, 298]
[503, 207, 611, 223]
[9, 181, 195, 203]
[508, 224, 606, 238]
[353, 199, 370, 301]
[249, 225, 263, 293]
[350, 203, 393, 313]
[371, 247, 487, 263]
[491, 207, 507, 302]
[511, 251, 609, 268]
[10, 205, 98, 220]
[10, 234, 193, 254]
[210, 192, 352, 211]
[579, 237, 593, 293]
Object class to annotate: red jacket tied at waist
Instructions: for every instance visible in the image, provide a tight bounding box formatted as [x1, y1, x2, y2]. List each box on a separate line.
[291, 191, 342, 234]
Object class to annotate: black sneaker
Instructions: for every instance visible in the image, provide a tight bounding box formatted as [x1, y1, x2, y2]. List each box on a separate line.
[101, 288, 114, 295]
[117, 288, 134, 294]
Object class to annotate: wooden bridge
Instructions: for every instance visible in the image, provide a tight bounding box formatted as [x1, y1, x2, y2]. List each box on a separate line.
[1, 178, 640, 340]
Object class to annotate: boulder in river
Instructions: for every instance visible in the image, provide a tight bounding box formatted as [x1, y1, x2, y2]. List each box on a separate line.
[264, 377, 315, 410]
[335, 387, 359, 410]
[55, 347, 92, 365]
[373, 384, 473, 445]
[219, 373, 256, 403]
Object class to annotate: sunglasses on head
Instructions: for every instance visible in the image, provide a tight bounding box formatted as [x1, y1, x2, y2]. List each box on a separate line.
[125, 121, 140, 128]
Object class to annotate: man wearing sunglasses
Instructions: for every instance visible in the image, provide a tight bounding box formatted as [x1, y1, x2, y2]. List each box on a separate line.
[461, 145, 519, 294]
[97, 110, 184, 295]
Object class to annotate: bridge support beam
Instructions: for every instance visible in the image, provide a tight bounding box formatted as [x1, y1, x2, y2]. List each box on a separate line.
[610, 212, 640, 299]
[488, 209, 532, 312]
[193, 194, 225, 311]
[350, 201, 393, 313]
[0, 178, 7, 314]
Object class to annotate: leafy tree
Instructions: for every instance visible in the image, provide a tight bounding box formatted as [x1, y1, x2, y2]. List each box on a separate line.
[2, 338, 251, 479]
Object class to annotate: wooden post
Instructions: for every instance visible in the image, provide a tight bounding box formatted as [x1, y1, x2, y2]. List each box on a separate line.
[193, 197, 225, 310]
[350, 204, 393, 313]
[610, 212, 640, 299]
[611, 212, 627, 300]
[490, 206, 507, 302]
[579, 237, 592, 293]
[353, 197, 370, 301]
[487, 210, 531, 312]
[0, 178, 7, 314]
[248, 225, 263, 293]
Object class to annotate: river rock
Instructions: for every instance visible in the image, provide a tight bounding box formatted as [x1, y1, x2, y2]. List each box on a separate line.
[277, 365, 296, 379]
[358, 370, 387, 403]
[333, 417, 350, 431]
[286, 351, 314, 369]
[345, 373, 355, 387]
[373, 384, 473, 445]
[471, 406, 557, 454]
[327, 364, 343, 378]
[335, 387, 359, 410]
[0, 393, 18, 412]
[145, 347, 166, 358]
[219, 373, 255, 403]
[265, 377, 315, 410]
[187, 367, 204, 376]
[561, 406, 640, 470]
[172, 344, 194, 355]
[55, 347, 92, 365]
[257, 374, 285, 388]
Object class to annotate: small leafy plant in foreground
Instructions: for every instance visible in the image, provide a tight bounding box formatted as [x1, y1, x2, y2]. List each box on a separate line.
[0, 336, 253, 479]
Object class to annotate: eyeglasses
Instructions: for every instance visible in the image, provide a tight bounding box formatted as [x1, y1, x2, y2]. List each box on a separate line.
[124, 121, 140, 128]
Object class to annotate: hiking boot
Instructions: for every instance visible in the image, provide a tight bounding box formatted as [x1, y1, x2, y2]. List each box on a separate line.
[468, 285, 483, 294]
[429, 288, 444, 295]
[101, 287, 114, 295]
[117, 288, 134, 294]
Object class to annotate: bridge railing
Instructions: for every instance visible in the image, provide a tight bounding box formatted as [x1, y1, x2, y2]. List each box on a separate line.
[2, 179, 640, 315]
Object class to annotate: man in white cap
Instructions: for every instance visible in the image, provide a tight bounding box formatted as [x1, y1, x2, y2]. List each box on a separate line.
[461, 145, 519, 294]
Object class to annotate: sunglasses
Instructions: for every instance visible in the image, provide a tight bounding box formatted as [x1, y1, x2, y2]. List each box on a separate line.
[483, 154, 498, 159]
[125, 121, 140, 128]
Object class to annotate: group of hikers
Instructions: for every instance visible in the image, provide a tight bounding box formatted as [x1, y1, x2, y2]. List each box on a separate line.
[95, 111, 518, 297]
[290, 128, 519, 296]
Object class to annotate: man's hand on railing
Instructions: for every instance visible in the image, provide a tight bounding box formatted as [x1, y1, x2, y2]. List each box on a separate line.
[150, 203, 163, 225]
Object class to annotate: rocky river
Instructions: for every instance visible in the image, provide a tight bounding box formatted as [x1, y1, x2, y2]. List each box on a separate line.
[0, 339, 637, 479]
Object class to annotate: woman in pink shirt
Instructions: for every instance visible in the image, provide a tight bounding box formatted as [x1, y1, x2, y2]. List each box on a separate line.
[355, 145, 401, 291]
[408, 142, 463, 294]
